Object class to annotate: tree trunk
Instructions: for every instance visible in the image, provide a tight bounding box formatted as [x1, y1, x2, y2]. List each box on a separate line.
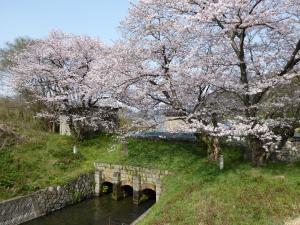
[248, 137, 266, 166]
[52, 122, 56, 133]
[202, 134, 222, 161]
[209, 136, 222, 161]
[68, 116, 82, 141]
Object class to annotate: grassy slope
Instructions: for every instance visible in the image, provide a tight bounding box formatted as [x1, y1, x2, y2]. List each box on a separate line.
[1, 131, 300, 224]
[0, 133, 119, 199]
[125, 140, 300, 225]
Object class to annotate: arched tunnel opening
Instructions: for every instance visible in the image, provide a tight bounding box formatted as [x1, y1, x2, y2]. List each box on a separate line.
[101, 182, 113, 195]
[140, 189, 156, 204]
[121, 185, 133, 198]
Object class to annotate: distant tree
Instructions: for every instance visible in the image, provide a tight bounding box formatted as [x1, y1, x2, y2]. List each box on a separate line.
[0, 37, 33, 95]
[0, 37, 33, 70]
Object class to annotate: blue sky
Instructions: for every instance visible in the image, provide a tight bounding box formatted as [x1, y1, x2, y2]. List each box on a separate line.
[0, 0, 132, 47]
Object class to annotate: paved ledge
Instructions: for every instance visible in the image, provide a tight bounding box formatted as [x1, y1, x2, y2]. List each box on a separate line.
[131, 208, 153, 225]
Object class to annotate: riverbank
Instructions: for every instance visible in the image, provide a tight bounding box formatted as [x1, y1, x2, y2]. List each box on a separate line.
[0, 173, 94, 225]
[1, 133, 300, 224]
[25, 194, 155, 225]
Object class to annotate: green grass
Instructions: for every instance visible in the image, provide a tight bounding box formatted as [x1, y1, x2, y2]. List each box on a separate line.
[121, 140, 300, 225]
[1, 129, 300, 224]
[0, 133, 117, 199]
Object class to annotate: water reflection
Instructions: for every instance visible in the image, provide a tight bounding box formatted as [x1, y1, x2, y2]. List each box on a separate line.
[24, 195, 155, 225]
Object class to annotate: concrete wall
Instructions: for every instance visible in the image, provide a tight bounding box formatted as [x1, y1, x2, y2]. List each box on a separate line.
[0, 196, 38, 225]
[59, 116, 71, 136]
[0, 173, 94, 225]
[161, 116, 193, 133]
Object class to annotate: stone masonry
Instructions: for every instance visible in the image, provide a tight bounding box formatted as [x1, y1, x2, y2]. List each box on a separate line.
[0, 173, 94, 225]
[94, 163, 169, 204]
[0, 164, 168, 225]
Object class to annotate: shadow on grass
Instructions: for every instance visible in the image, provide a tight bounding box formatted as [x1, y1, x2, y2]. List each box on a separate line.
[261, 160, 300, 177]
[77, 132, 113, 148]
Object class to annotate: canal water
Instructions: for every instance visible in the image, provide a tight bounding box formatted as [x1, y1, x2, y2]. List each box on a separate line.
[24, 195, 155, 225]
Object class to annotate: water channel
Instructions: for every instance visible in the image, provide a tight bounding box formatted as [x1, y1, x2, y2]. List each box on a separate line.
[23, 194, 155, 225]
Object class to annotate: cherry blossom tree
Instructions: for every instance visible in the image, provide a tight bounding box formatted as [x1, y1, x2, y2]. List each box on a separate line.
[175, 0, 300, 166]
[10, 31, 120, 140]
[119, 0, 300, 165]
[116, 0, 226, 161]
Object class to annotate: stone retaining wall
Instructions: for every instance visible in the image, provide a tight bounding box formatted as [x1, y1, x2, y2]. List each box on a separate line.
[0, 173, 94, 225]
[275, 140, 300, 162]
